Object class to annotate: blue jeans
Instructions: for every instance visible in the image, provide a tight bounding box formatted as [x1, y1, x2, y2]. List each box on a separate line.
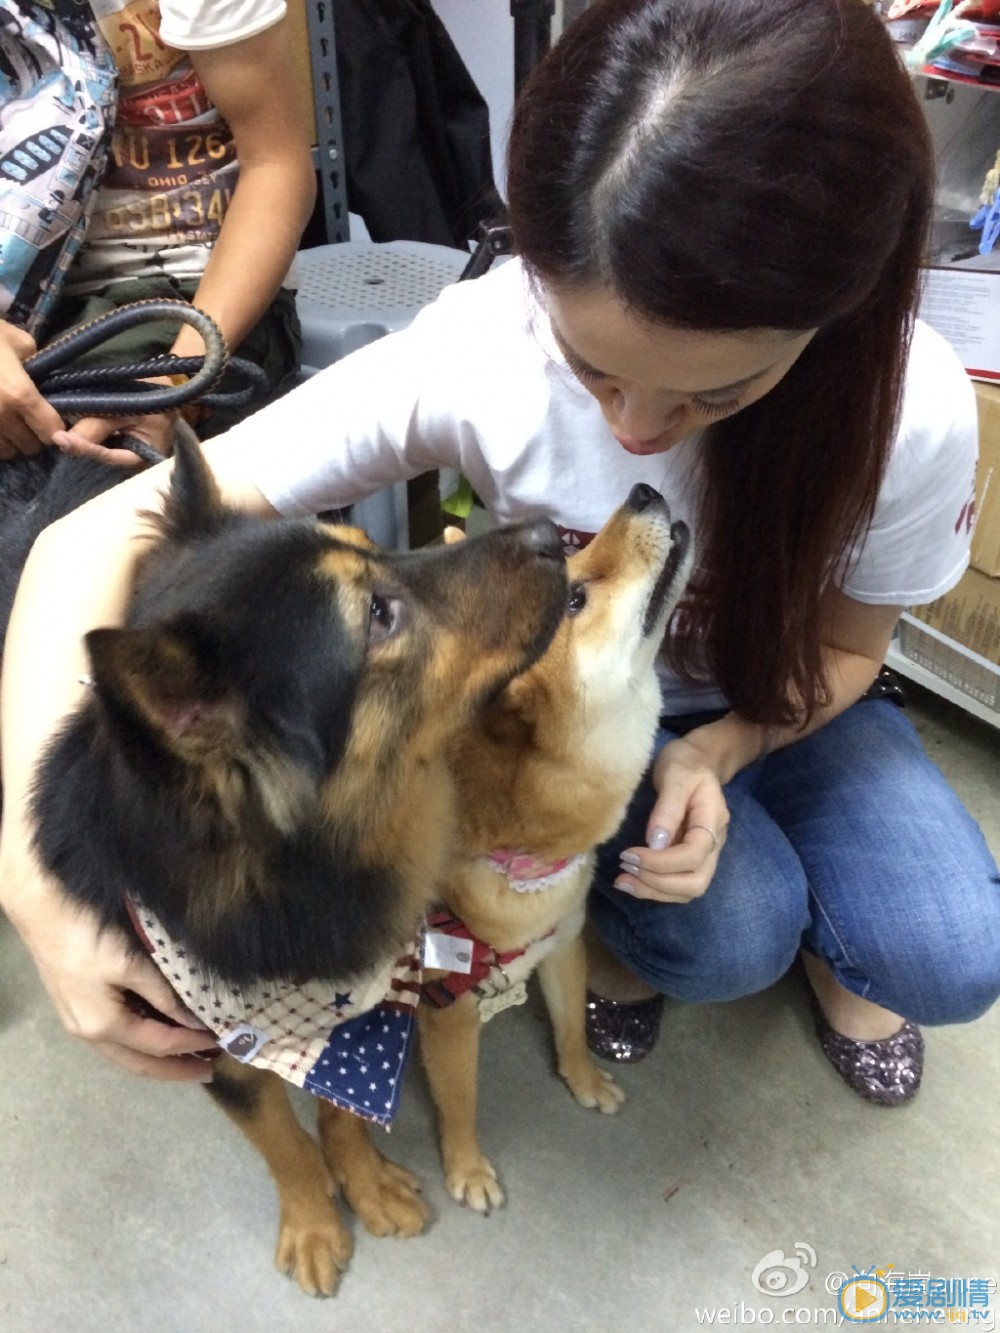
[590, 700, 1000, 1025]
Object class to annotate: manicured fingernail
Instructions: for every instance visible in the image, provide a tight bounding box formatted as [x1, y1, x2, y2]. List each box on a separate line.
[613, 879, 636, 895]
[648, 827, 670, 850]
[619, 851, 641, 867]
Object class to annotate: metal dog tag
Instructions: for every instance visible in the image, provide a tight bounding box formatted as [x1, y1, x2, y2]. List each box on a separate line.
[478, 980, 528, 1024]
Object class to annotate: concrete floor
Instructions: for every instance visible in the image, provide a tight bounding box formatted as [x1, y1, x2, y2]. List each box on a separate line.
[0, 682, 997, 1333]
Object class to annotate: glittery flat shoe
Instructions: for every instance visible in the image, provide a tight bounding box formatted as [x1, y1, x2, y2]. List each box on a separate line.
[585, 989, 664, 1063]
[812, 1001, 924, 1106]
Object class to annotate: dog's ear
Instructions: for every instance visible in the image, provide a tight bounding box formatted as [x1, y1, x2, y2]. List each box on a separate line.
[480, 665, 546, 741]
[85, 619, 246, 763]
[154, 426, 228, 543]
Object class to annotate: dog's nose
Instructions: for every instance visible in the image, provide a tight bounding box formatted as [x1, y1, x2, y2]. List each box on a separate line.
[518, 516, 564, 561]
[627, 482, 664, 513]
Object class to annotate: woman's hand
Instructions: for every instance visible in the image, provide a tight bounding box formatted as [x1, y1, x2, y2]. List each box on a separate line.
[0, 321, 65, 458]
[613, 734, 731, 903]
[611, 592, 904, 906]
[2, 866, 218, 1082]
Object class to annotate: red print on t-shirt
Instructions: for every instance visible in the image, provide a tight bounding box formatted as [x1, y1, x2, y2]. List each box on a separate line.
[954, 475, 977, 537]
[557, 526, 595, 556]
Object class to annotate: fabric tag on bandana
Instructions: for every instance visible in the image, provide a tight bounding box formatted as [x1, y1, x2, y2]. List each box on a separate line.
[129, 900, 422, 1126]
[422, 930, 474, 973]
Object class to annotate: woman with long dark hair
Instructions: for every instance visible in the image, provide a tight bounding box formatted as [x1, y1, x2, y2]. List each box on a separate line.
[1, 0, 997, 1104]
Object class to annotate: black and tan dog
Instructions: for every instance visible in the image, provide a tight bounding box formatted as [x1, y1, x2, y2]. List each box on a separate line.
[418, 483, 691, 1212]
[1, 435, 567, 1295]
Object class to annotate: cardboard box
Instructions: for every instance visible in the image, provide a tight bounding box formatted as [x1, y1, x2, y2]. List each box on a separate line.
[910, 565, 1000, 666]
[972, 382, 1000, 576]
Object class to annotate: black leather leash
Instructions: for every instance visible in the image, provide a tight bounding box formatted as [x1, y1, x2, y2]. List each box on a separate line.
[23, 300, 270, 464]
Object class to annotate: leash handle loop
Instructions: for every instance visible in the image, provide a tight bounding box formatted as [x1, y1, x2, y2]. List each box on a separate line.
[23, 300, 269, 417]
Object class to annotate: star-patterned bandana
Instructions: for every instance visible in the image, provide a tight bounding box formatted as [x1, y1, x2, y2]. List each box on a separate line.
[129, 900, 421, 1126]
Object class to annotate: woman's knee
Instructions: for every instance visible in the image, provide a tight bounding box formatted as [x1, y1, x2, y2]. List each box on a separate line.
[763, 700, 1000, 1024]
[875, 913, 1000, 1025]
[622, 902, 802, 1001]
[821, 867, 1000, 1026]
[591, 793, 812, 1002]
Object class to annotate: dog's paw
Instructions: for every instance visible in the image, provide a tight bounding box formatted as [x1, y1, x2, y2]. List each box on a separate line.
[275, 1203, 353, 1297]
[445, 1155, 505, 1214]
[561, 1059, 626, 1114]
[344, 1156, 430, 1239]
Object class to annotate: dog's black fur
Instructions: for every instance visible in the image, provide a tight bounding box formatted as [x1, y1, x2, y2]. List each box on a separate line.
[1, 438, 568, 988]
[0, 452, 124, 632]
[0, 437, 574, 1293]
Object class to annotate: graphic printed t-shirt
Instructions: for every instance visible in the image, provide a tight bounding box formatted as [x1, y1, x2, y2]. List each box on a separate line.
[67, 0, 284, 290]
[0, 0, 117, 331]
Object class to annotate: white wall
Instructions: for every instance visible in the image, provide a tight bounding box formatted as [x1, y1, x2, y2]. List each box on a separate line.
[433, 0, 542, 190]
[432, 3, 574, 189]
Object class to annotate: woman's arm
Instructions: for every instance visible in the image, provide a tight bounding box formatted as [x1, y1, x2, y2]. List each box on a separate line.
[0, 440, 277, 1078]
[616, 587, 903, 902]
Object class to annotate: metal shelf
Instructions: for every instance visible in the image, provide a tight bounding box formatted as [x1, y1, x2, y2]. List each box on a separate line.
[887, 614, 1000, 731]
[305, 0, 349, 243]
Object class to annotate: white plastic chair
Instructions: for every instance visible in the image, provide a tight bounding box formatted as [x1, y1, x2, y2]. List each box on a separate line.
[294, 239, 472, 548]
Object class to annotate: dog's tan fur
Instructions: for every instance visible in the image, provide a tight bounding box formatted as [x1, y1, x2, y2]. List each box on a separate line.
[417, 489, 691, 1211]
[196, 516, 568, 1291]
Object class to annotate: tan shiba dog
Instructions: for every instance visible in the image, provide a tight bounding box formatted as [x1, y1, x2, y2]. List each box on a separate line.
[418, 483, 692, 1211]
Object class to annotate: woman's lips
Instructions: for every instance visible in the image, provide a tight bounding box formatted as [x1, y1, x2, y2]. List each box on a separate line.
[614, 433, 668, 456]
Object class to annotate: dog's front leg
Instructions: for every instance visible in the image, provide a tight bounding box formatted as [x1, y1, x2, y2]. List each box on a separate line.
[316, 1101, 428, 1238]
[537, 933, 625, 1114]
[417, 993, 504, 1212]
[207, 1058, 351, 1296]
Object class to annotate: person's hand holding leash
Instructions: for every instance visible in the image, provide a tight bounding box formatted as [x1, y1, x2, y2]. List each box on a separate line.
[0, 320, 65, 459]
[0, 321, 176, 467]
[52, 407, 177, 468]
[613, 734, 730, 903]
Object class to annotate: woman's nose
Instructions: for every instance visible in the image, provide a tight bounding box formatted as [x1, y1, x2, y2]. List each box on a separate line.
[609, 388, 687, 441]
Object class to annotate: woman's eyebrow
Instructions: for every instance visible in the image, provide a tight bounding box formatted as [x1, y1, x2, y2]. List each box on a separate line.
[551, 322, 772, 395]
[552, 327, 606, 377]
[551, 325, 606, 376]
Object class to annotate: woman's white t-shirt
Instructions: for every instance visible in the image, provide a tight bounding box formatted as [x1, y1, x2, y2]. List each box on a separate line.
[234, 259, 978, 712]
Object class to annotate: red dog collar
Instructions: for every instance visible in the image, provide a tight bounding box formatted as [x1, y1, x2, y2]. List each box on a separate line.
[419, 910, 529, 1008]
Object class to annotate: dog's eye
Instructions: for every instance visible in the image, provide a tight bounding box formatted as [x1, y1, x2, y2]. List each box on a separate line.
[368, 594, 406, 644]
[567, 581, 588, 617]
